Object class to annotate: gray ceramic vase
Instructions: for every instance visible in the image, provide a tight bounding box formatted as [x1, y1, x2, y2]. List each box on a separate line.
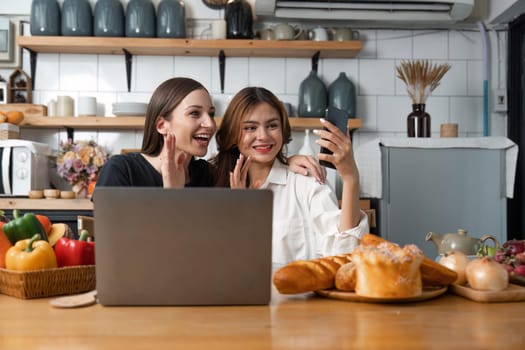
[157, 0, 186, 38]
[30, 0, 61, 36]
[61, 0, 93, 36]
[126, 0, 156, 38]
[298, 71, 328, 118]
[328, 72, 356, 118]
[94, 0, 124, 37]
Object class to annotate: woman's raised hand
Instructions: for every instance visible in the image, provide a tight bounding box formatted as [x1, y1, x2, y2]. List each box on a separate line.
[161, 132, 187, 188]
[314, 119, 358, 182]
[230, 154, 251, 189]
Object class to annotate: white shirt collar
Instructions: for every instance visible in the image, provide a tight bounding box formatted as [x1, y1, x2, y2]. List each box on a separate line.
[262, 160, 288, 187]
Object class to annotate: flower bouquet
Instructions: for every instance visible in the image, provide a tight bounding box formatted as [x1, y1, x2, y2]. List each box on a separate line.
[56, 139, 109, 197]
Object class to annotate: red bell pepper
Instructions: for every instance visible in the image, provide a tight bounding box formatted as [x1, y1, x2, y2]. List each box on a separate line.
[54, 230, 95, 267]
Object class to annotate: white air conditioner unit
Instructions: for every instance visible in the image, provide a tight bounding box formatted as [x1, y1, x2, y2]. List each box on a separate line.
[255, 0, 477, 25]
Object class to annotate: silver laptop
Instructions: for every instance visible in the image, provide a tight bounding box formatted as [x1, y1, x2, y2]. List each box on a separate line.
[93, 187, 273, 306]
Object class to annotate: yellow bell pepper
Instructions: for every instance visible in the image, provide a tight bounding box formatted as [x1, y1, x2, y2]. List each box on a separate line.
[5, 234, 57, 271]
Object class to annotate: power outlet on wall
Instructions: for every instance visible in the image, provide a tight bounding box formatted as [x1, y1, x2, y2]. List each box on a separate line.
[493, 89, 507, 113]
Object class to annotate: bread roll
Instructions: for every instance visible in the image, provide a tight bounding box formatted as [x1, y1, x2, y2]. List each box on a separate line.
[352, 242, 424, 298]
[273, 254, 352, 294]
[334, 261, 356, 291]
[360, 234, 457, 287]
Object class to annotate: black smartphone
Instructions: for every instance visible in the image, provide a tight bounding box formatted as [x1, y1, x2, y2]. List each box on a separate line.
[319, 106, 348, 169]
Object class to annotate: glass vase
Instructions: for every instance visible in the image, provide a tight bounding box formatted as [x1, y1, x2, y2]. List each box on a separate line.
[407, 104, 431, 138]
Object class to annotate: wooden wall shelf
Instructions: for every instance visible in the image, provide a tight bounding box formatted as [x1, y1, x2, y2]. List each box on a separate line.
[17, 36, 362, 58]
[0, 198, 93, 211]
[19, 116, 362, 131]
[17, 36, 362, 92]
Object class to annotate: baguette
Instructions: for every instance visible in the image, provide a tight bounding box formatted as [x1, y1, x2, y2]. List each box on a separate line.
[334, 261, 356, 291]
[360, 234, 457, 286]
[273, 254, 352, 294]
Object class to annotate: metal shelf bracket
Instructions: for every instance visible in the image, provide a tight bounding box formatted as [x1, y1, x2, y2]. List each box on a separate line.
[123, 48, 132, 92]
[219, 50, 225, 94]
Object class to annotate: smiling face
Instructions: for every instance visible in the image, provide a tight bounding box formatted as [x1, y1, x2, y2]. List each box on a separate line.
[159, 88, 216, 157]
[237, 102, 283, 167]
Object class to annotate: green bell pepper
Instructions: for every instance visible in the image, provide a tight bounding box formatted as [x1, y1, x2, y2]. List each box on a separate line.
[2, 209, 48, 245]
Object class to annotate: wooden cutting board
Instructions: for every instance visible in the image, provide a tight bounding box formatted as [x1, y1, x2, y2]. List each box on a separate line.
[449, 283, 525, 303]
[0, 104, 47, 117]
[316, 287, 447, 303]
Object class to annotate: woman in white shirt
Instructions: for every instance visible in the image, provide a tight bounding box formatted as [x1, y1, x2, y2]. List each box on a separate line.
[211, 87, 369, 265]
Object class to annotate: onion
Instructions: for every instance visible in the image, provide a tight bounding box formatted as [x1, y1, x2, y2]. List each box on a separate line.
[466, 257, 509, 291]
[439, 251, 470, 285]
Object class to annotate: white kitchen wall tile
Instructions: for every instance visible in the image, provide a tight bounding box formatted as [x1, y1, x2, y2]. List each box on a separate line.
[34, 53, 59, 91]
[248, 57, 286, 93]
[211, 57, 248, 94]
[394, 59, 409, 97]
[425, 96, 450, 133]
[377, 96, 410, 133]
[467, 60, 484, 96]
[60, 54, 98, 91]
[211, 92, 234, 117]
[357, 30, 377, 59]
[285, 58, 313, 95]
[433, 60, 467, 96]
[357, 95, 377, 132]
[412, 30, 448, 59]
[19, 129, 59, 150]
[185, 0, 223, 19]
[114, 91, 151, 104]
[98, 55, 128, 92]
[135, 56, 174, 92]
[62, 130, 97, 143]
[377, 30, 412, 59]
[353, 132, 379, 149]
[323, 59, 358, 88]
[35, 91, 60, 111]
[288, 130, 305, 157]
[449, 31, 483, 60]
[450, 96, 484, 133]
[87, 92, 118, 116]
[491, 113, 507, 137]
[174, 56, 212, 89]
[359, 60, 396, 96]
[97, 131, 139, 155]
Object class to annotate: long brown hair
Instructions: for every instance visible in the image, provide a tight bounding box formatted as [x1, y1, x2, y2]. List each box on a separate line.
[212, 87, 292, 187]
[141, 77, 209, 156]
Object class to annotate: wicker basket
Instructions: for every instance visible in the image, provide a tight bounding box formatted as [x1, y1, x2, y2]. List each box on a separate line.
[0, 265, 96, 299]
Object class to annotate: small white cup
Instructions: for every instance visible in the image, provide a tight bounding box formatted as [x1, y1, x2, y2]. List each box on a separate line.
[47, 99, 57, 116]
[56, 96, 74, 117]
[78, 96, 97, 116]
[308, 26, 328, 41]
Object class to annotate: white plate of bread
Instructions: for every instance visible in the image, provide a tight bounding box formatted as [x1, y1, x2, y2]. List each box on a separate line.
[273, 234, 457, 303]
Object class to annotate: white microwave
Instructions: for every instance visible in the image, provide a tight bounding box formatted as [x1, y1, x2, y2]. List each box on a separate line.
[0, 140, 52, 196]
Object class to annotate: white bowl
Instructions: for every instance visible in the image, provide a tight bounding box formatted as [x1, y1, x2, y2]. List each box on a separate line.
[112, 102, 148, 116]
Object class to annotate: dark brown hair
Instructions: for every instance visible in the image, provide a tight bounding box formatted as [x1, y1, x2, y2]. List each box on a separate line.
[211, 86, 292, 187]
[141, 77, 209, 156]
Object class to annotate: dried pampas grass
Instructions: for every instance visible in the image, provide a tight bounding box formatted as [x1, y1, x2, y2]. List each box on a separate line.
[396, 60, 451, 104]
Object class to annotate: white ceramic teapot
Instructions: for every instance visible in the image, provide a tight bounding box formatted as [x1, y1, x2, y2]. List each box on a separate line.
[272, 23, 302, 40]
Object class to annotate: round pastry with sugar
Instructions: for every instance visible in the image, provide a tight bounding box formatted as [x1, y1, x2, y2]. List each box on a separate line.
[352, 242, 424, 298]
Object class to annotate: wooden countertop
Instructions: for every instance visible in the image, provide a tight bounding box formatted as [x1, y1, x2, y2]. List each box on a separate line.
[0, 288, 523, 349]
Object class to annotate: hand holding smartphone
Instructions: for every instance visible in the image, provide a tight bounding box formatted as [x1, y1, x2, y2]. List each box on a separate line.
[319, 107, 348, 169]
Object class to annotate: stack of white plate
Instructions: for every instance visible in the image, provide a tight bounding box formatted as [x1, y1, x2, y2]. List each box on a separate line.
[112, 102, 148, 116]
